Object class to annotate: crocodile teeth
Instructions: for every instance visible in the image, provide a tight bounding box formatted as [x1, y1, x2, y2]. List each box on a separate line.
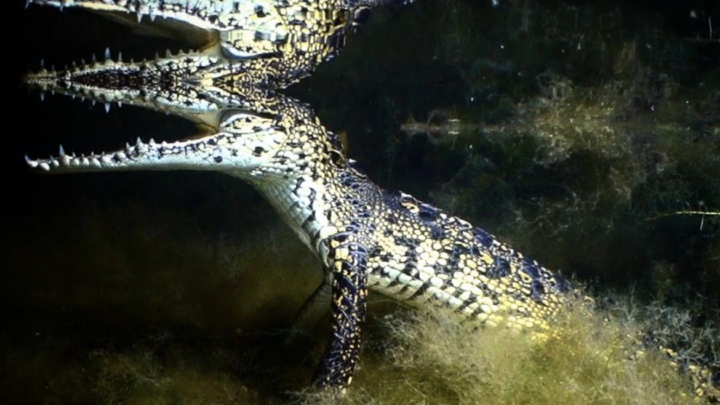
[118, 52, 123, 63]
[40, 92, 45, 102]
[105, 103, 111, 113]
[58, 144, 65, 157]
[118, 102, 123, 108]
[39, 58, 44, 69]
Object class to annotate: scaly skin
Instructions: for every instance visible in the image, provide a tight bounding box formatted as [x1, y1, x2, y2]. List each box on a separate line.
[24, 0, 405, 90]
[22, 1, 718, 401]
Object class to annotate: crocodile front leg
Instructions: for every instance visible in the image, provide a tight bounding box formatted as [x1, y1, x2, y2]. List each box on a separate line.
[313, 236, 368, 391]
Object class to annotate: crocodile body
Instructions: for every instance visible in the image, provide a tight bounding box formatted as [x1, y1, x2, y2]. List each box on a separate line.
[22, 0, 718, 400]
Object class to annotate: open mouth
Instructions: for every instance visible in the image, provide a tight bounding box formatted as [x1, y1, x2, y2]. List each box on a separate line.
[24, 48, 227, 119]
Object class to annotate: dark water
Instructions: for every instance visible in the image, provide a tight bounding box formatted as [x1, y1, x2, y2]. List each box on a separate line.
[3, 0, 719, 403]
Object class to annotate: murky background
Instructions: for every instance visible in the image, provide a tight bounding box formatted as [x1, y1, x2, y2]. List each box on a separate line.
[3, 0, 719, 403]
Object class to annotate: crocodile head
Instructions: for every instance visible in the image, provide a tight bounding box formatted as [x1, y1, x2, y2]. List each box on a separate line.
[23, 50, 283, 129]
[24, 91, 340, 181]
[22, 0, 396, 126]
[23, 0, 377, 87]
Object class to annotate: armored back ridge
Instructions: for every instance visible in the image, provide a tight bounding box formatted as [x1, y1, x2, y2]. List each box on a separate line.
[21, 0, 719, 401]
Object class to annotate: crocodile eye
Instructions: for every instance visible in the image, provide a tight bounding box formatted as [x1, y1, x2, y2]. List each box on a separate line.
[352, 8, 370, 25]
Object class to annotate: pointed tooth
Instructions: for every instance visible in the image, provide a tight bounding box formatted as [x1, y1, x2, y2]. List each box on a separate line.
[136, 137, 143, 146]
[118, 101, 123, 108]
[92, 54, 96, 63]
[92, 100, 96, 107]
[150, 14, 156, 22]
[25, 155, 37, 167]
[51, 90, 55, 96]
[39, 59, 45, 69]
[50, 64, 55, 72]
[136, 12, 142, 23]
[40, 92, 45, 102]
[165, 49, 172, 57]
[105, 47, 111, 61]
[149, 138, 156, 145]
[105, 103, 111, 113]
[25, 0, 31, 10]
[125, 143, 132, 152]
[59, 144, 65, 157]
[40, 162, 50, 171]
[81, 57, 86, 65]
[118, 52, 123, 62]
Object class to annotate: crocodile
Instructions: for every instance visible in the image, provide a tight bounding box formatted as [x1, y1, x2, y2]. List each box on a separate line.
[21, 0, 719, 401]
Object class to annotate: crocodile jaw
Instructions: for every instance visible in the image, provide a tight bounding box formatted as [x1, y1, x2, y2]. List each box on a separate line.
[25, 0, 290, 58]
[26, 0, 239, 29]
[25, 110, 286, 175]
[24, 50, 240, 126]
